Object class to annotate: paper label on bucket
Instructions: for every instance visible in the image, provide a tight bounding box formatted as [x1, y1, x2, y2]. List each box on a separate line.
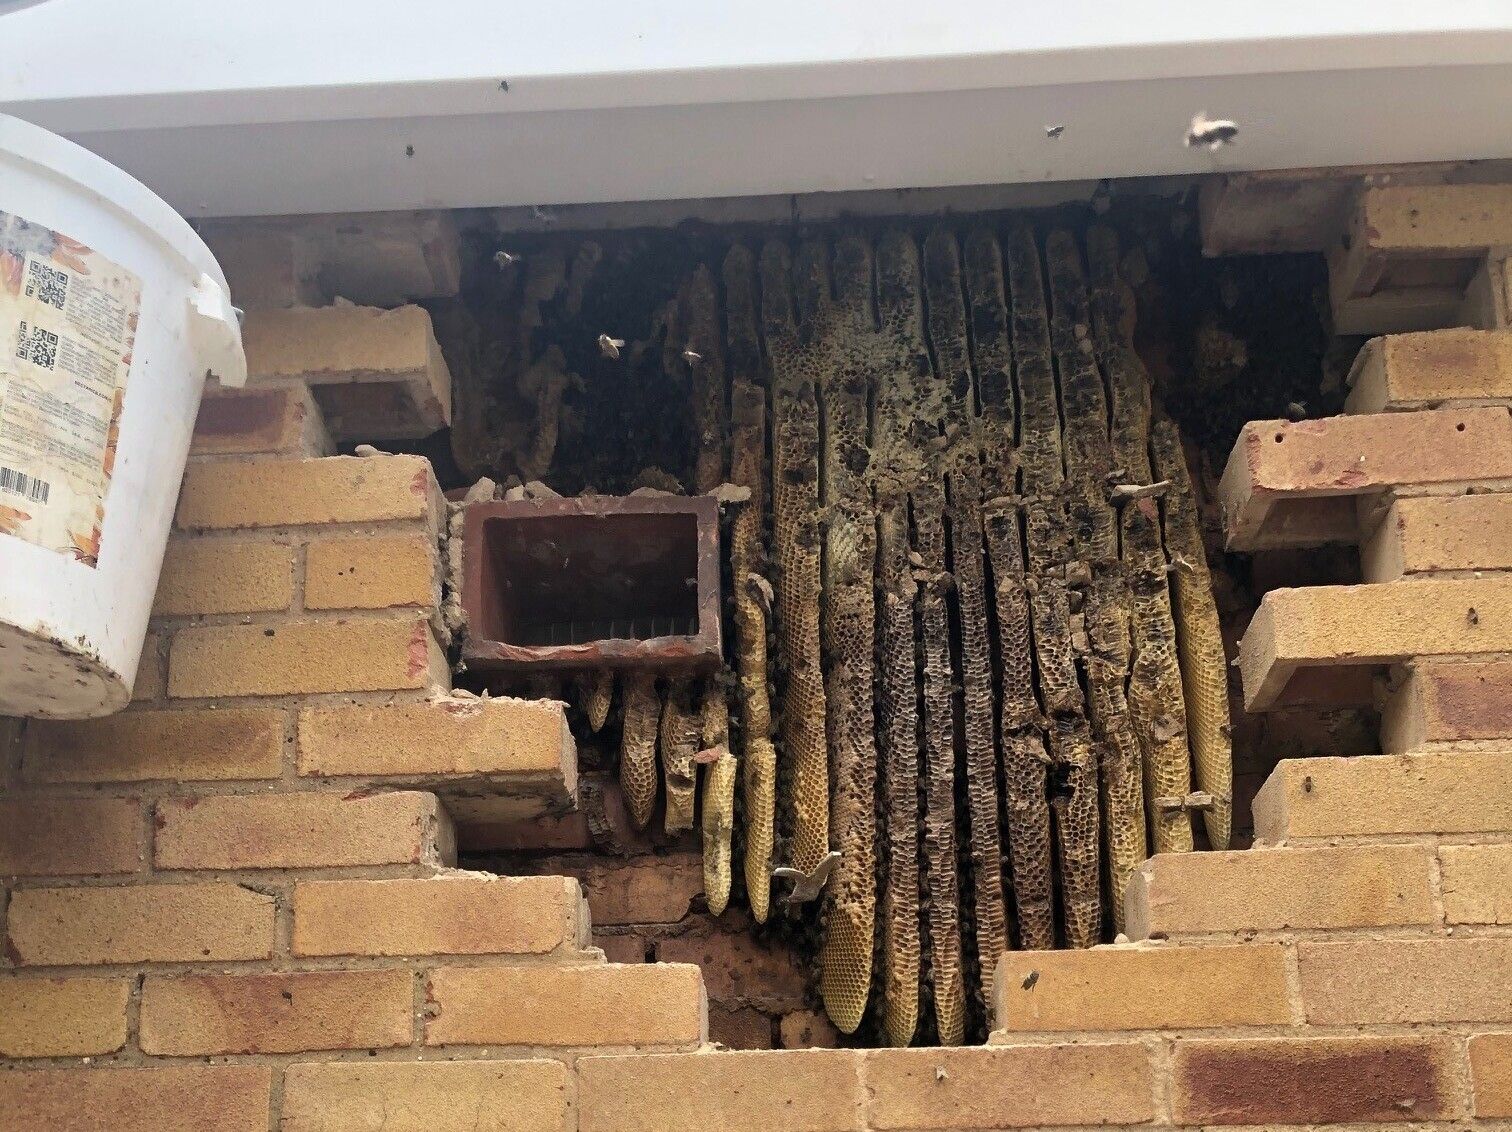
[0, 211, 140, 567]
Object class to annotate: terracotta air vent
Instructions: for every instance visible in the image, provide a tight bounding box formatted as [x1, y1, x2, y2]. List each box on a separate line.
[460, 495, 721, 672]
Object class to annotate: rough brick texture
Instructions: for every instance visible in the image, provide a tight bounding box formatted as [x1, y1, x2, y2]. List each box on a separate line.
[1361, 494, 1512, 581]
[0, 1067, 272, 1132]
[992, 945, 1291, 1032]
[281, 1060, 571, 1132]
[425, 963, 706, 1048]
[242, 305, 451, 440]
[1440, 844, 1512, 924]
[1125, 844, 1435, 938]
[1254, 750, 1512, 841]
[1171, 1036, 1457, 1124]
[152, 537, 294, 616]
[1299, 938, 1512, 1024]
[191, 383, 332, 458]
[140, 969, 413, 1054]
[0, 796, 144, 876]
[0, 978, 129, 1057]
[22, 707, 284, 783]
[1239, 577, 1512, 710]
[1220, 408, 1512, 551]
[153, 790, 454, 870]
[304, 533, 437, 610]
[1346, 329, 1512, 413]
[168, 615, 446, 698]
[1472, 1032, 1512, 1117]
[865, 1044, 1155, 1130]
[1356, 183, 1512, 252]
[292, 874, 582, 957]
[297, 696, 572, 782]
[177, 454, 440, 532]
[1380, 658, 1512, 753]
[578, 1049, 862, 1132]
[5, 883, 275, 965]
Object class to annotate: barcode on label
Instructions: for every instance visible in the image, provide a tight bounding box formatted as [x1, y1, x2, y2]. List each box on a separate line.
[0, 466, 50, 505]
[15, 321, 59, 370]
[24, 259, 68, 311]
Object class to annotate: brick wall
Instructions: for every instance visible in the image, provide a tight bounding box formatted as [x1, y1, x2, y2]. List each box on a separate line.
[4, 214, 1512, 1128]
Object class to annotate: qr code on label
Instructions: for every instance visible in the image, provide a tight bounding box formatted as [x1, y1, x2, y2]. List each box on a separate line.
[15, 321, 59, 370]
[24, 260, 68, 311]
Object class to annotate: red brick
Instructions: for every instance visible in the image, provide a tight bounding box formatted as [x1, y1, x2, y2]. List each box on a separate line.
[191, 383, 331, 458]
[1172, 1036, 1457, 1124]
[564, 853, 704, 926]
[1380, 658, 1512, 753]
[657, 928, 806, 1012]
[0, 796, 143, 876]
[708, 1004, 775, 1049]
[0, 1067, 271, 1132]
[140, 969, 412, 1054]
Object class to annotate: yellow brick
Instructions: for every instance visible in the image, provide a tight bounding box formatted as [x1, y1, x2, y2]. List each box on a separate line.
[22, 706, 283, 784]
[1441, 844, 1512, 924]
[191, 383, 332, 458]
[292, 874, 581, 957]
[1360, 184, 1512, 252]
[1124, 845, 1436, 938]
[1361, 495, 1512, 581]
[865, 1044, 1155, 1130]
[6, 883, 275, 965]
[282, 1060, 570, 1132]
[297, 696, 573, 780]
[133, 632, 165, 701]
[1300, 938, 1512, 1024]
[992, 945, 1291, 1032]
[1381, 659, 1512, 752]
[168, 615, 445, 698]
[1472, 1033, 1512, 1117]
[154, 790, 454, 870]
[1239, 577, 1512, 711]
[1346, 329, 1512, 413]
[579, 1050, 861, 1132]
[140, 969, 412, 1055]
[0, 796, 143, 876]
[425, 963, 705, 1048]
[304, 533, 436, 610]
[1253, 751, 1512, 841]
[0, 1067, 271, 1132]
[176, 454, 440, 531]
[0, 977, 130, 1057]
[153, 538, 294, 616]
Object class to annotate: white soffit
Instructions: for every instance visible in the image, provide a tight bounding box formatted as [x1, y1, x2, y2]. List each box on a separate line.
[1, 0, 1511, 217]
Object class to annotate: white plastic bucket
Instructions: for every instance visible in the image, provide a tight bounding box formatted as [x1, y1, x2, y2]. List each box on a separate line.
[0, 114, 245, 718]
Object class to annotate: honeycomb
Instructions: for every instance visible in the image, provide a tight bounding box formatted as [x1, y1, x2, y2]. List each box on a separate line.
[923, 229, 1007, 993]
[659, 681, 699, 835]
[1151, 413, 1234, 850]
[618, 671, 659, 829]
[724, 245, 776, 924]
[496, 220, 1234, 1044]
[815, 233, 878, 1035]
[760, 239, 830, 879]
[874, 231, 925, 1046]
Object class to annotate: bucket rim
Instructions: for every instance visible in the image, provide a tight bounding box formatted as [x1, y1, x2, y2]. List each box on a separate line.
[0, 112, 228, 290]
